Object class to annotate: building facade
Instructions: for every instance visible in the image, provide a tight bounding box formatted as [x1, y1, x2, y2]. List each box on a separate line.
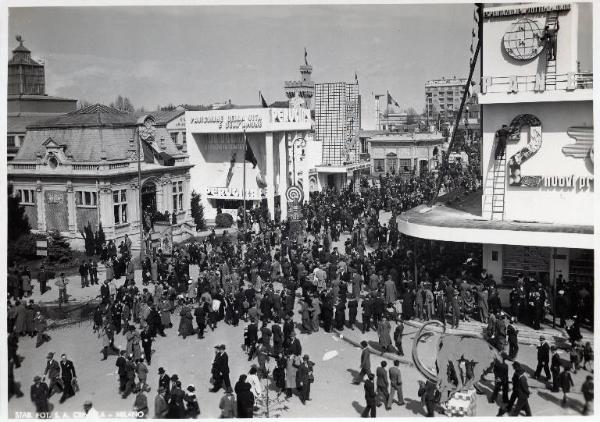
[7, 36, 77, 160]
[363, 131, 444, 176]
[7, 104, 194, 250]
[185, 107, 312, 221]
[313, 81, 365, 189]
[284, 62, 315, 110]
[399, 3, 593, 297]
[425, 77, 480, 124]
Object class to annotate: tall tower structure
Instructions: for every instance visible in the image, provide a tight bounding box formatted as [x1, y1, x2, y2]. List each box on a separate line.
[8, 35, 45, 96]
[284, 49, 315, 109]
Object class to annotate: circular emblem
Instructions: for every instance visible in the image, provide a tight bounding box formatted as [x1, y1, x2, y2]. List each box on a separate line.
[503, 18, 544, 61]
[285, 185, 303, 203]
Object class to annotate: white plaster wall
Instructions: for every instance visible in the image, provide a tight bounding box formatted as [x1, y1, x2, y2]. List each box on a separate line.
[482, 100, 593, 225]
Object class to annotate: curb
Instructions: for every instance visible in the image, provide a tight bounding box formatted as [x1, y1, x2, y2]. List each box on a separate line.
[402, 320, 590, 348]
[332, 328, 415, 367]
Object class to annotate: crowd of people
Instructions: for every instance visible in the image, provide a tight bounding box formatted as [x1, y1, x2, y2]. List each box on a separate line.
[6, 160, 595, 418]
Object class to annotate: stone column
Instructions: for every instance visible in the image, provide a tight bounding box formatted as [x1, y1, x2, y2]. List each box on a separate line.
[66, 181, 76, 233]
[265, 132, 275, 218]
[278, 132, 288, 220]
[98, 182, 114, 238]
[129, 180, 141, 234]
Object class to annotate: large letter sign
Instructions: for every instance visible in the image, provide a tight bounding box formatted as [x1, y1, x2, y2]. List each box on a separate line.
[506, 114, 542, 187]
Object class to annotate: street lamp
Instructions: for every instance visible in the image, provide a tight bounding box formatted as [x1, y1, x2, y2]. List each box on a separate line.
[290, 137, 307, 186]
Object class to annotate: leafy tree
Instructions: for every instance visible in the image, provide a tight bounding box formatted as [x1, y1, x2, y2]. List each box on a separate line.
[405, 107, 419, 125]
[191, 190, 206, 231]
[7, 185, 30, 242]
[110, 95, 135, 112]
[45, 229, 73, 269]
[95, 222, 106, 255]
[79, 222, 96, 256]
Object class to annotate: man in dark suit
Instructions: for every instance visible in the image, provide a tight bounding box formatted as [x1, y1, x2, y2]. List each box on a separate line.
[296, 354, 314, 404]
[348, 298, 358, 329]
[353, 341, 371, 385]
[30, 375, 50, 414]
[43, 352, 61, 398]
[59, 354, 77, 403]
[37, 266, 48, 295]
[361, 373, 377, 417]
[158, 368, 171, 400]
[115, 351, 128, 393]
[387, 360, 405, 408]
[511, 362, 532, 416]
[141, 327, 153, 365]
[287, 332, 302, 357]
[489, 353, 509, 404]
[376, 361, 390, 410]
[361, 296, 372, 333]
[210, 345, 231, 392]
[154, 386, 169, 418]
[550, 345, 562, 392]
[393, 321, 404, 356]
[534, 336, 551, 380]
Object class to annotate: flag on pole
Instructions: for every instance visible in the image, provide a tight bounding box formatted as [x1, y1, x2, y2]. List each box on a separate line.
[354, 71, 358, 84]
[260, 91, 269, 108]
[304, 47, 308, 65]
[245, 139, 258, 168]
[387, 91, 400, 107]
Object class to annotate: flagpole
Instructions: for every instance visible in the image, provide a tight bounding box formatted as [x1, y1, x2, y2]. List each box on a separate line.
[243, 130, 247, 232]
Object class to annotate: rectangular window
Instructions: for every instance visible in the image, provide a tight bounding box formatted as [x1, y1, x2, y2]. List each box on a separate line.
[76, 190, 97, 206]
[399, 159, 412, 173]
[491, 251, 499, 261]
[170, 132, 178, 144]
[17, 188, 36, 205]
[113, 189, 128, 225]
[182, 132, 187, 144]
[172, 181, 184, 213]
[373, 159, 384, 173]
[8, 136, 16, 147]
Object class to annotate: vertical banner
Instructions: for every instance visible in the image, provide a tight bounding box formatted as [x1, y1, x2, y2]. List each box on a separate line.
[286, 185, 304, 241]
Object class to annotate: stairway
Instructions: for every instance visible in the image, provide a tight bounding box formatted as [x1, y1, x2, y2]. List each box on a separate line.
[490, 154, 506, 221]
[544, 12, 559, 90]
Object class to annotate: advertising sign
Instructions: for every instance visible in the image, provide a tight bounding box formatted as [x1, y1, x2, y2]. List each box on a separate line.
[187, 108, 311, 133]
[286, 185, 304, 221]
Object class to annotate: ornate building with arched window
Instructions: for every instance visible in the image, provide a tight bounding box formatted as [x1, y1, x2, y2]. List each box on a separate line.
[7, 104, 194, 251]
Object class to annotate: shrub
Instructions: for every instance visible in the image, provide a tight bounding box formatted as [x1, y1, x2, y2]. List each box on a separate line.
[7, 233, 44, 263]
[215, 212, 233, 228]
[191, 190, 206, 231]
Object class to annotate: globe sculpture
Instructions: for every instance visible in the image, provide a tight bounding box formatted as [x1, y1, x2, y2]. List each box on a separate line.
[503, 18, 544, 60]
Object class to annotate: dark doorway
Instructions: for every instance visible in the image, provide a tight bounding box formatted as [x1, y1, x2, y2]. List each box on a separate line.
[142, 181, 157, 213]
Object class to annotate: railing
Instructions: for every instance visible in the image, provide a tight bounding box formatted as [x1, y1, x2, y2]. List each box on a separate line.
[11, 163, 36, 170]
[108, 162, 130, 170]
[482, 73, 593, 94]
[72, 164, 99, 171]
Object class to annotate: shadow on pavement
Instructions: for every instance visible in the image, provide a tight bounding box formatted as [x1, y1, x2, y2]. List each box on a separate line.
[403, 398, 426, 416]
[537, 390, 583, 414]
[351, 400, 364, 416]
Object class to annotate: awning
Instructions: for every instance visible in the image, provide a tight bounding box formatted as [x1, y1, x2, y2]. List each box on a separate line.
[397, 202, 594, 249]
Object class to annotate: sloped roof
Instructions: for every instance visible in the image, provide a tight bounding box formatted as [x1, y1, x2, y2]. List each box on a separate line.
[14, 125, 183, 163]
[134, 108, 185, 126]
[28, 103, 136, 129]
[269, 100, 290, 108]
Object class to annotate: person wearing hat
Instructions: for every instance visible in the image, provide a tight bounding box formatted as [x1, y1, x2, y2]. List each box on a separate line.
[506, 317, 519, 360]
[37, 265, 49, 296]
[43, 352, 61, 398]
[362, 373, 377, 417]
[450, 289, 461, 329]
[286, 331, 302, 357]
[154, 386, 169, 418]
[168, 380, 185, 418]
[210, 345, 231, 393]
[133, 388, 149, 419]
[30, 375, 50, 414]
[534, 336, 551, 381]
[499, 361, 531, 416]
[219, 387, 237, 418]
[550, 345, 562, 392]
[184, 385, 200, 418]
[157, 367, 171, 399]
[296, 355, 314, 405]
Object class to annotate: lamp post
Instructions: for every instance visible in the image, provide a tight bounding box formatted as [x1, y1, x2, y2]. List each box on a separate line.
[290, 137, 307, 186]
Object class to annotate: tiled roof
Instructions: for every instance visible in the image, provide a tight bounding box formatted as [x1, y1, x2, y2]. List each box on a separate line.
[27, 103, 136, 129]
[14, 125, 184, 163]
[269, 100, 289, 108]
[134, 108, 185, 126]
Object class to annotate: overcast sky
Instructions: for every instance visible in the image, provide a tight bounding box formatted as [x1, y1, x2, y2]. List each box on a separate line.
[8, 3, 593, 129]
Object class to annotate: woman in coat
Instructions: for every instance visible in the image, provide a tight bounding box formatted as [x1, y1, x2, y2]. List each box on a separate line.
[13, 300, 27, 336]
[300, 298, 312, 333]
[25, 301, 36, 336]
[178, 305, 194, 339]
[22, 272, 33, 297]
[285, 354, 301, 398]
[235, 378, 254, 418]
[159, 298, 172, 328]
[377, 316, 393, 352]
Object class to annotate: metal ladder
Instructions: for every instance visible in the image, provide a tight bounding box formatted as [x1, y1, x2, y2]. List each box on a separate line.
[491, 153, 506, 221]
[544, 11, 559, 90]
